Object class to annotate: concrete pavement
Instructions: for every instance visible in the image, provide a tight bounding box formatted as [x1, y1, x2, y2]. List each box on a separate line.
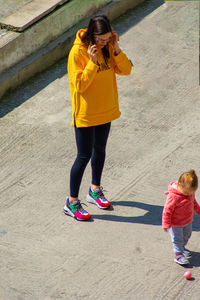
[0, 0, 200, 299]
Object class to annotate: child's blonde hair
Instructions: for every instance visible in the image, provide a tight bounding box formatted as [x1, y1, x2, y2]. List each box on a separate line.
[178, 169, 198, 190]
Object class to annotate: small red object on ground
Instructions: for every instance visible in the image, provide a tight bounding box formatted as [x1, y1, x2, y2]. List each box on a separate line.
[184, 271, 192, 280]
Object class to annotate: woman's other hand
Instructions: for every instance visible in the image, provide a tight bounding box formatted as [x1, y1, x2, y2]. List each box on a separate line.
[111, 30, 120, 56]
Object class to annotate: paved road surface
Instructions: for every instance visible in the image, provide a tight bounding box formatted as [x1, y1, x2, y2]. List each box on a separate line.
[0, 1, 200, 299]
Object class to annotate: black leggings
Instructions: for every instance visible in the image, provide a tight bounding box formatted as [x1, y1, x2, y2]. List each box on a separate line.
[70, 122, 111, 197]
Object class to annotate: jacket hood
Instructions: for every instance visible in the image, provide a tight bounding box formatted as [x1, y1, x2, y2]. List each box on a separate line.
[164, 181, 183, 196]
[74, 29, 87, 46]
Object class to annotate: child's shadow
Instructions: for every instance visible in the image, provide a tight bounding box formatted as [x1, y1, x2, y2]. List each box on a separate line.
[182, 252, 200, 268]
[190, 252, 200, 267]
[92, 200, 200, 231]
[192, 214, 200, 231]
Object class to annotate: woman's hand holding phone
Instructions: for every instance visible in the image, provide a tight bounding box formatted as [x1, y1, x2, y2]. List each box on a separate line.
[88, 44, 98, 64]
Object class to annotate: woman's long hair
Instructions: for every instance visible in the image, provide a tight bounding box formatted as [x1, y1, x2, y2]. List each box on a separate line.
[81, 15, 112, 62]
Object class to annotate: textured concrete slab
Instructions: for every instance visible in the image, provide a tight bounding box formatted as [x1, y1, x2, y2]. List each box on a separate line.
[0, 0, 32, 19]
[0, 0, 70, 32]
[0, 1, 199, 299]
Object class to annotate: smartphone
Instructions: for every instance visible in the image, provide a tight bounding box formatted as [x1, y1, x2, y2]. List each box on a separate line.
[91, 35, 95, 45]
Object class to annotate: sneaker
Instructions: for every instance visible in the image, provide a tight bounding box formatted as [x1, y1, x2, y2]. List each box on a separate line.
[174, 254, 190, 265]
[183, 248, 192, 258]
[86, 186, 111, 209]
[63, 198, 91, 221]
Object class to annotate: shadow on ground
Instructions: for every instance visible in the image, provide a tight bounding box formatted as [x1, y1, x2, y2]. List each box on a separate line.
[0, 0, 164, 118]
[92, 200, 200, 231]
[190, 251, 200, 267]
[192, 214, 200, 231]
[181, 251, 200, 269]
[92, 200, 163, 225]
[0, 58, 67, 118]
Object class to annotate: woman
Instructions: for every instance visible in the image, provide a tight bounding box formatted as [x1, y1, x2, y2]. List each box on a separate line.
[64, 14, 132, 220]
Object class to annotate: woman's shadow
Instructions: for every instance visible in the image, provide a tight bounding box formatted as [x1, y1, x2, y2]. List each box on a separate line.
[92, 200, 163, 225]
[92, 200, 200, 232]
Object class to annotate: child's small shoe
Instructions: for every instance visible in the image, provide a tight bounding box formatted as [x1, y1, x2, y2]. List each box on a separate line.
[64, 197, 91, 221]
[174, 253, 190, 265]
[183, 248, 192, 258]
[86, 186, 110, 209]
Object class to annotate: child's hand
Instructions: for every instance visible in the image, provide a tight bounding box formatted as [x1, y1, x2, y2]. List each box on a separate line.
[163, 228, 168, 232]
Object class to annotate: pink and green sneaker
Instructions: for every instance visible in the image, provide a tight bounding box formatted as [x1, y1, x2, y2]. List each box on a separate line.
[86, 186, 110, 209]
[64, 198, 91, 221]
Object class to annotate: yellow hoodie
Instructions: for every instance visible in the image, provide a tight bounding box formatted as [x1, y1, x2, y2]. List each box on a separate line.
[68, 29, 132, 127]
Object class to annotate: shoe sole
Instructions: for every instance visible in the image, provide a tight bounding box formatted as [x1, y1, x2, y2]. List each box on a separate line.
[183, 252, 192, 259]
[174, 258, 190, 265]
[63, 205, 87, 221]
[86, 194, 110, 209]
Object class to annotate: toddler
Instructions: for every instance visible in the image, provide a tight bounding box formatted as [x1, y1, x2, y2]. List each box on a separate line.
[162, 170, 200, 265]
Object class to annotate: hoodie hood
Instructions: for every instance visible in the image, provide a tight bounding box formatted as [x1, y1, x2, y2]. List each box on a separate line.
[73, 29, 87, 46]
